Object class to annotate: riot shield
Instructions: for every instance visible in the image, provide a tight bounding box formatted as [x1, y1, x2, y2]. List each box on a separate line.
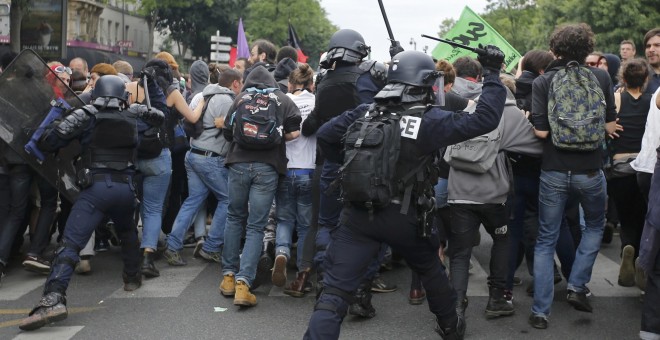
[0, 49, 85, 202]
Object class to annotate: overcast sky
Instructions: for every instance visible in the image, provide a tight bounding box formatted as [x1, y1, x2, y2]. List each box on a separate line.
[319, 0, 490, 62]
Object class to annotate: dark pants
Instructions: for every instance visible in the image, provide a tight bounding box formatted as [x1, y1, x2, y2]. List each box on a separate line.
[642, 248, 660, 338]
[305, 204, 456, 339]
[0, 165, 33, 265]
[27, 176, 59, 257]
[449, 203, 509, 298]
[45, 175, 140, 294]
[162, 144, 189, 234]
[506, 175, 540, 288]
[609, 174, 647, 256]
[314, 160, 343, 271]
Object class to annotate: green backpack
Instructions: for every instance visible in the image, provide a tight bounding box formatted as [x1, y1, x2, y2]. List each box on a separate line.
[547, 61, 606, 151]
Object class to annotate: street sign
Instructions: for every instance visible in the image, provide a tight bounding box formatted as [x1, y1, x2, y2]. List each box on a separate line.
[210, 43, 232, 52]
[211, 36, 232, 44]
[210, 52, 231, 62]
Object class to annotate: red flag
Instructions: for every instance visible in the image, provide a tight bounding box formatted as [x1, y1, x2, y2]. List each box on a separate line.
[288, 23, 307, 63]
[229, 46, 237, 67]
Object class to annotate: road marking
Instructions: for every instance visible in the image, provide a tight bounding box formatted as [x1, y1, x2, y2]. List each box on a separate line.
[0, 307, 102, 329]
[13, 326, 84, 339]
[108, 261, 209, 298]
[0, 274, 45, 301]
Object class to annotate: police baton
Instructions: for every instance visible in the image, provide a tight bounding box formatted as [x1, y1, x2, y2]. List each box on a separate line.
[378, 0, 395, 43]
[420, 34, 486, 55]
[141, 74, 151, 110]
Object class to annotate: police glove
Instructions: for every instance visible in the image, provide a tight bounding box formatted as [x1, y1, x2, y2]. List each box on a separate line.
[389, 41, 404, 58]
[141, 107, 165, 127]
[477, 44, 505, 74]
[55, 108, 91, 138]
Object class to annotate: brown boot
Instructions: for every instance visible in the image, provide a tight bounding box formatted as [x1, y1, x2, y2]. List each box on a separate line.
[283, 268, 310, 298]
[234, 281, 257, 307]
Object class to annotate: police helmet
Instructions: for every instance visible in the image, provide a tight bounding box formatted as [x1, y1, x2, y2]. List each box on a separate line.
[325, 29, 370, 64]
[387, 51, 438, 87]
[92, 75, 129, 103]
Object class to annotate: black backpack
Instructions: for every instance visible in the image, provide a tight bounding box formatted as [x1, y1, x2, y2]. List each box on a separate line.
[339, 105, 431, 214]
[226, 88, 282, 150]
[183, 93, 216, 139]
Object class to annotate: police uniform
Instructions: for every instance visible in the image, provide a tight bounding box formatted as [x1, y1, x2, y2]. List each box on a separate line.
[304, 50, 507, 339]
[299, 30, 387, 311]
[19, 75, 164, 331]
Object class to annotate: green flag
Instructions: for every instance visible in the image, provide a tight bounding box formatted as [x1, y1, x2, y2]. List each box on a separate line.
[431, 6, 521, 73]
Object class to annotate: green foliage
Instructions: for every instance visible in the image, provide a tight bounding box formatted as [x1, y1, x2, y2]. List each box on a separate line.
[437, 18, 456, 38]
[245, 0, 337, 68]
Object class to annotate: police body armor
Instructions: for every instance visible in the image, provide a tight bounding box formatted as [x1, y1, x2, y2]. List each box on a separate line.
[315, 60, 386, 123]
[82, 109, 139, 171]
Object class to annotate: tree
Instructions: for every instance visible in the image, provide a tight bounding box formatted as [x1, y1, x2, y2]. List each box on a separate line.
[244, 0, 337, 68]
[135, 0, 193, 60]
[9, 0, 30, 53]
[481, 0, 538, 54]
[437, 18, 456, 38]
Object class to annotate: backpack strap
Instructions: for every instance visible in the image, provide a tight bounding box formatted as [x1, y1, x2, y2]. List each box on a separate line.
[199, 93, 218, 131]
[397, 154, 433, 215]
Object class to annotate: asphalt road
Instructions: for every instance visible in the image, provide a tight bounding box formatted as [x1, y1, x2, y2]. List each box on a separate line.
[0, 228, 645, 340]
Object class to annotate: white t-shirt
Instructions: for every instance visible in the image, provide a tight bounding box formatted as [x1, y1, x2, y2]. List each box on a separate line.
[631, 87, 660, 173]
[285, 90, 317, 169]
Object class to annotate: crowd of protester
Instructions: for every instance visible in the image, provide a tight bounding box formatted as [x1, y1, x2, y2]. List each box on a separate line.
[0, 22, 659, 339]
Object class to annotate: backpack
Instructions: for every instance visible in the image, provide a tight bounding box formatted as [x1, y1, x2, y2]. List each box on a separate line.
[227, 88, 282, 150]
[443, 126, 501, 173]
[339, 106, 428, 213]
[183, 94, 216, 139]
[547, 61, 606, 151]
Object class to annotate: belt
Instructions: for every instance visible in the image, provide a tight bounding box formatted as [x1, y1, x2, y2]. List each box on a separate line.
[191, 148, 220, 157]
[92, 173, 133, 184]
[286, 168, 314, 177]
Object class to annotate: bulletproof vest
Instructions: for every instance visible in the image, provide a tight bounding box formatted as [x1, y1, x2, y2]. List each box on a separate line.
[315, 64, 366, 123]
[82, 109, 139, 171]
[393, 107, 437, 206]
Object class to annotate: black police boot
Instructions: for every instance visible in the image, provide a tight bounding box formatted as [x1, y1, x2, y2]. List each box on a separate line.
[123, 271, 142, 291]
[349, 281, 376, 318]
[141, 251, 160, 278]
[19, 292, 68, 331]
[485, 287, 514, 318]
[435, 315, 466, 340]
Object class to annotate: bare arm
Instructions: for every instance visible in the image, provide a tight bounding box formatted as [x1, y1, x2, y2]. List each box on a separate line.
[285, 131, 300, 141]
[534, 128, 549, 139]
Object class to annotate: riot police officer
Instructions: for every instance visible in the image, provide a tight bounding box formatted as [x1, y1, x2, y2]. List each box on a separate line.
[19, 75, 165, 331]
[291, 28, 388, 315]
[304, 48, 507, 339]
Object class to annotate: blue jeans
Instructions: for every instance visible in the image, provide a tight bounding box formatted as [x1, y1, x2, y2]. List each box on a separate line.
[532, 170, 607, 317]
[166, 151, 229, 252]
[0, 165, 33, 265]
[434, 177, 449, 208]
[275, 171, 313, 269]
[222, 162, 278, 286]
[138, 148, 172, 250]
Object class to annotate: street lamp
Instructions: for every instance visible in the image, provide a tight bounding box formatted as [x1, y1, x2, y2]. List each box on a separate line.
[409, 37, 416, 51]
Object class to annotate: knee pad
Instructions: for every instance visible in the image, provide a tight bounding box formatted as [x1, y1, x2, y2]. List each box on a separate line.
[314, 290, 351, 317]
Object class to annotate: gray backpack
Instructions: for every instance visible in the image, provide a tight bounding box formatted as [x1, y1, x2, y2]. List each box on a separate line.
[443, 125, 501, 173]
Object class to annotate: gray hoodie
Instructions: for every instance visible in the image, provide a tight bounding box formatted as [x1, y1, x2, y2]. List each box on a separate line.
[451, 77, 483, 100]
[189, 60, 209, 99]
[448, 90, 543, 204]
[190, 84, 235, 156]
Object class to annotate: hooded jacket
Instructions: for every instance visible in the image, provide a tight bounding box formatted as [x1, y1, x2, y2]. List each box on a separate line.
[223, 65, 302, 174]
[190, 84, 235, 156]
[273, 57, 298, 92]
[189, 60, 209, 100]
[602, 53, 621, 89]
[448, 89, 543, 204]
[451, 77, 483, 100]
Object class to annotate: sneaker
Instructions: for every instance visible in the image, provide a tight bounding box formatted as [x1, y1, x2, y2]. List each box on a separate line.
[74, 259, 91, 274]
[271, 254, 288, 287]
[567, 289, 592, 313]
[370, 277, 397, 293]
[528, 314, 548, 329]
[220, 274, 236, 296]
[252, 247, 274, 290]
[23, 255, 51, 274]
[504, 289, 513, 302]
[183, 234, 197, 248]
[163, 249, 187, 266]
[19, 292, 68, 331]
[635, 257, 647, 291]
[94, 239, 110, 252]
[192, 238, 205, 259]
[196, 248, 221, 264]
[234, 281, 257, 307]
[618, 245, 635, 287]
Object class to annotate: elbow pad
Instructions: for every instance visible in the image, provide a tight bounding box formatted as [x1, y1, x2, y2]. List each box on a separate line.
[54, 105, 96, 139]
[129, 103, 165, 127]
